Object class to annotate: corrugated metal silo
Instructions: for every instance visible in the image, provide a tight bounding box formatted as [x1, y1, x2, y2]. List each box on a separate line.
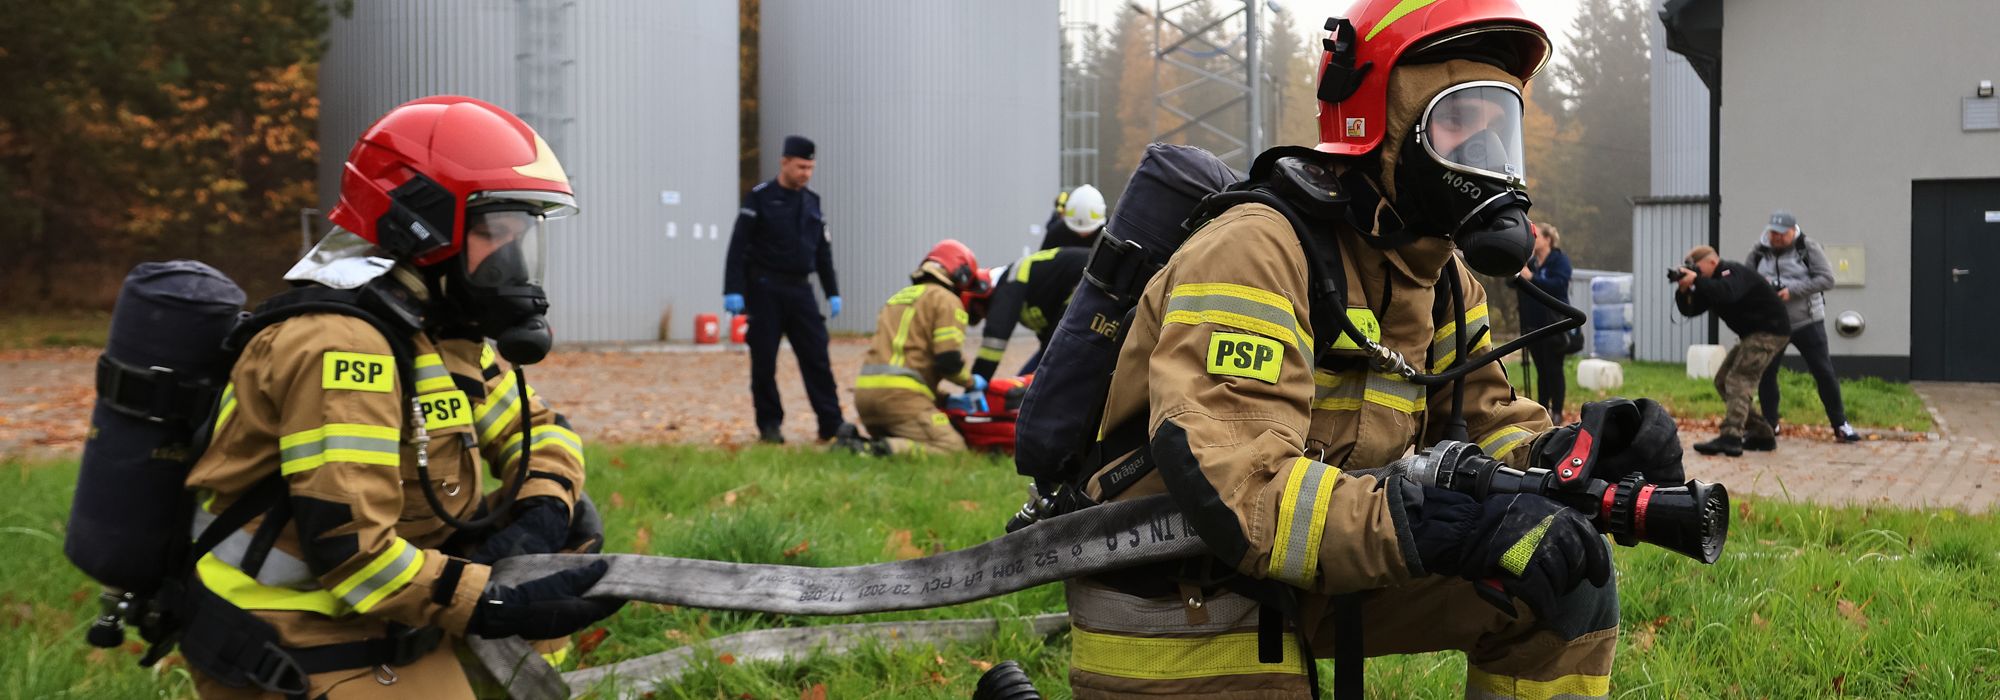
[758, 0, 1060, 332]
[319, 0, 739, 343]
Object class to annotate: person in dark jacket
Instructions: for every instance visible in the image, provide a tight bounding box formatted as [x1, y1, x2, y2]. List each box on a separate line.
[1746, 210, 1860, 443]
[967, 246, 1089, 381]
[723, 135, 848, 444]
[1516, 222, 1571, 420]
[1675, 244, 1791, 456]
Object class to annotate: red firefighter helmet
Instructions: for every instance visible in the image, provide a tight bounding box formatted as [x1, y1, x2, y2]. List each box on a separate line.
[920, 239, 983, 294]
[1315, 0, 1549, 156]
[329, 96, 578, 267]
[961, 266, 998, 323]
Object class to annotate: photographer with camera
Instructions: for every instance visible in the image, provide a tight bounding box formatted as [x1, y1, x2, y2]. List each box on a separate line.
[1673, 244, 1791, 456]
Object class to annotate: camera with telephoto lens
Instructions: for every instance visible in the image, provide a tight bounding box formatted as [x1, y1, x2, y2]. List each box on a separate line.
[1396, 440, 1729, 564]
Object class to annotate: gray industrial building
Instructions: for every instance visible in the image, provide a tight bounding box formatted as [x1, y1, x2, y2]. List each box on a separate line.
[319, 1, 1059, 341]
[1652, 0, 2000, 381]
[759, 0, 1059, 333]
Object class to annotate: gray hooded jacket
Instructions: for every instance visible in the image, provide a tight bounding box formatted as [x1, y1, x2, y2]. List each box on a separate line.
[1746, 229, 1835, 329]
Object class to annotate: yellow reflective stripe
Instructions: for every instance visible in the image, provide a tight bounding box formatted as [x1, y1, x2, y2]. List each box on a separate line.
[1431, 303, 1493, 371]
[887, 284, 925, 305]
[278, 424, 402, 475]
[1070, 628, 1303, 681]
[1478, 426, 1535, 459]
[540, 644, 571, 668]
[479, 343, 497, 369]
[1499, 514, 1555, 577]
[197, 554, 346, 616]
[331, 538, 424, 613]
[214, 382, 237, 432]
[854, 374, 935, 399]
[1268, 457, 1340, 587]
[1165, 283, 1313, 351]
[1467, 668, 1611, 700]
[977, 346, 1006, 363]
[889, 306, 919, 368]
[476, 371, 536, 445]
[1313, 371, 1421, 413]
[933, 327, 965, 344]
[497, 425, 586, 466]
[1021, 306, 1048, 333]
[413, 353, 454, 394]
[1016, 248, 1061, 283]
[1365, 0, 1442, 41]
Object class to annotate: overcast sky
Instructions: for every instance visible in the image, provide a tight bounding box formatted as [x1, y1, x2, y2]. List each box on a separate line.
[1085, 0, 1590, 72]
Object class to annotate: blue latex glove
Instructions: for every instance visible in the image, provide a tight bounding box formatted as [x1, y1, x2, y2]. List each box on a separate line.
[828, 295, 843, 319]
[968, 373, 988, 394]
[723, 293, 744, 315]
[969, 393, 989, 413]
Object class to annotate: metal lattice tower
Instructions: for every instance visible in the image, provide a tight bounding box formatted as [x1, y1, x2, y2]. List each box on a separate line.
[1060, 0, 1101, 191]
[1150, 0, 1264, 170]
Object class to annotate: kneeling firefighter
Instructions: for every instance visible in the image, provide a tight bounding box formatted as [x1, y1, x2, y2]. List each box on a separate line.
[846, 240, 991, 456]
[1037, 2, 1691, 697]
[70, 96, 626, 698]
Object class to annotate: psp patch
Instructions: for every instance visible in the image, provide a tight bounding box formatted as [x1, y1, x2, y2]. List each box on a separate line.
[419, 390, 473, 430]
[322, 351, 394, 393]
[1206, 332, 1283, 384]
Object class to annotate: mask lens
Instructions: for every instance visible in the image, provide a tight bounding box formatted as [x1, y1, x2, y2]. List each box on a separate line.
[1420, 83, 1527, 186]
[464, 209, 542, 286]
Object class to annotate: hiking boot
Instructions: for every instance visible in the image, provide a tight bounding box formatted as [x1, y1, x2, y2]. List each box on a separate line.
[1744, 435, 1777, 452]
[1693, 434, 1744, 457]
[1835, 423, 1862, 443]
[830, 423, 890, 456]
[758, 426, 785, 445]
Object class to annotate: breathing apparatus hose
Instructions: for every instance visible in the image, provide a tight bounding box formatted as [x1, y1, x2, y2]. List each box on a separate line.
[414, 365, 533, 532]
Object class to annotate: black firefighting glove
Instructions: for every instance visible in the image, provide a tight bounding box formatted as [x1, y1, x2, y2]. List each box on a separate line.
[1531, 398, 1685, 486]
[471, 496, 572, 565]
[468, 560, 626, 640]
[1409, 487, 1611, 621]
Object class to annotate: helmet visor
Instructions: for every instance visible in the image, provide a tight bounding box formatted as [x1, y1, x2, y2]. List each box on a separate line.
[1418, 81, 1527, 187]
[464, 208, 544, 287]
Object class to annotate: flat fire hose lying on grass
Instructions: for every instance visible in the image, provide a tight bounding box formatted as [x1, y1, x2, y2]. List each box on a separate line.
[471, 494, 1206, 699]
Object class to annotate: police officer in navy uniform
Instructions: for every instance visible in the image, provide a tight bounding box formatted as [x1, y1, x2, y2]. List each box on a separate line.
[724, 135, 847, 444]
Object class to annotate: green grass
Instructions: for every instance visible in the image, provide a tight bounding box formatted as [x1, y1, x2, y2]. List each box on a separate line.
[1507, 358, 1933, 432]
[8, 446, 1998, 698]
[0, 312, 111, 350]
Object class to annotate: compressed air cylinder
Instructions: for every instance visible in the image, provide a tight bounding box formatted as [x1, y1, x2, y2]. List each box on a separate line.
[66, 261, 245, 593]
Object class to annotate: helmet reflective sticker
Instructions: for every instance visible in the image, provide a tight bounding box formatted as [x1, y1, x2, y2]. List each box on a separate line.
[1417, 81, 1527, 187]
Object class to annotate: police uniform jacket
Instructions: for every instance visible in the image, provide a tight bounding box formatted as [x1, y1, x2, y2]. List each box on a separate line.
[724, 179, 839, 299]
[1086, 202, 1553, 596]
[184, 271, 587, 647]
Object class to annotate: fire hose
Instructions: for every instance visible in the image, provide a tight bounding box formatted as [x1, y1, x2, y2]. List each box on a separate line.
[471, 442, 1728, 699]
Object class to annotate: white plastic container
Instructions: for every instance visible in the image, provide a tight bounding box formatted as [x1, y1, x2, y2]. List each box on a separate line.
[1577, 358, 1624, 391]
[1686, 344, 1728, 379]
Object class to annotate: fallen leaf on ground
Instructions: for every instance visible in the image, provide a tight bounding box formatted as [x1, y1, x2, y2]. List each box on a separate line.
[970, 659, 994, 672]
[783, 539, 811, 558]
[575, 627, 610, 657]
[886, 529, 924, 559]
[1751, 612, 1768, 629]
[719, 653, 737, 665]
[609, 492, 627, 509]
[956, 500, 981, 512]
[799, 684, 828, 700]
[1837, 598, 1870, 629]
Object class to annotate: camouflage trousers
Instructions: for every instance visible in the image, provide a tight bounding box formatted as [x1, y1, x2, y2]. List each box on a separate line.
[1716, 333, 1788, 440]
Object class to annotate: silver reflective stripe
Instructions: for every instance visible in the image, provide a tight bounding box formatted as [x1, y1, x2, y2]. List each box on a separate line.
[1273, 460, 1335, 585]
[190, 507, 318, 588]
[340, 542, 419, 608]
[1432, 314, 1492, 369]
[980, 337, 1010, 350]
[738, 207, 758, 218]
[1368, 372, 1426, 406]
[499, 429, 585, 467]
[859, 364, 925, 381]
[1315, 370, 1365, 406]
[1163, 293, 1312, 352]
[476, 383, 522, 437]
[278, 433, 401, 465]
[1066, 584, 1261, 636]
[413, 357, 451, 387]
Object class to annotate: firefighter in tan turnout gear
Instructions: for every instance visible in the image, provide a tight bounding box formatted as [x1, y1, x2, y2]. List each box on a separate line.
[845, 240, 990, 456]
[1057, 1, 1689, 697]
[180, 96, 622, 697]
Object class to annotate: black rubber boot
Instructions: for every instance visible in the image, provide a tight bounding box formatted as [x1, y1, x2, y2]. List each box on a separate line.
[758, 426, 785, 444]
[1744, 435, 1776, 451]
[1693, 434, 1744, 457]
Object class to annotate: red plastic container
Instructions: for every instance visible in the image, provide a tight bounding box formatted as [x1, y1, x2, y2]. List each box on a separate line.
[693, 313, 720, 344]
[730, 314, 749, 343]
[943, 374, 1034, 454]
